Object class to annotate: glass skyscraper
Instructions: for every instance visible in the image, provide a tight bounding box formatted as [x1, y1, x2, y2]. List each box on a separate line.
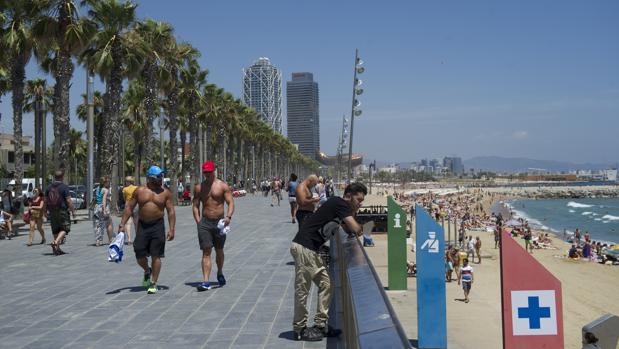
[286, 72, 319, 160]
[242, 57, 282, 133]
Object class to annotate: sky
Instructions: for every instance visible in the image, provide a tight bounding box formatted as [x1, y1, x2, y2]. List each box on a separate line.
[1, 0, 618, 164]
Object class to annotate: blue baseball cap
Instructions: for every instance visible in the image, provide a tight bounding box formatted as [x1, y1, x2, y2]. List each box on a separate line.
[146, 165, 165, 178]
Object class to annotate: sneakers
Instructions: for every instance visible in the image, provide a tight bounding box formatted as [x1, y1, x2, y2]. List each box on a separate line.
[217, 273, 226, 287]
[197, 282, 211, 292]
[293, 327, 324, 341]
[147, 284, 158, 294]
[313, 325, 342, 338]
[143, 268, 152, 288]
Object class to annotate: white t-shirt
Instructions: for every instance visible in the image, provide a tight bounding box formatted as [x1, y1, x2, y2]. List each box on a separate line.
[0, 210, 6, 224]
[468, 239, 475, 251]
[461, 265, 474, 282]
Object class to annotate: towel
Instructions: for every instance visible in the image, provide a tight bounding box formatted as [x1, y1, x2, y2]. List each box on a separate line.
[108, 232, 125, 263]
[217, 219, 231, 236]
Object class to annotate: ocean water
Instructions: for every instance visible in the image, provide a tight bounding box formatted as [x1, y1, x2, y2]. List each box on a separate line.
[508, 198, 619, 244]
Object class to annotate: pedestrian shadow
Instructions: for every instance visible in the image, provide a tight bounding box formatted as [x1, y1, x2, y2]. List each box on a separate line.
[285, 261, 295, 266]
[184, 281, 221, 289]
[278, 331, 296, 341]
[454, 298, 467, 302]
[106, 285, 169, 294]
[409, 339, 419, 348]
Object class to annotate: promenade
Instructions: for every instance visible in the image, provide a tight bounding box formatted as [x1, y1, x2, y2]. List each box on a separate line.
[0, 195, 326, 349]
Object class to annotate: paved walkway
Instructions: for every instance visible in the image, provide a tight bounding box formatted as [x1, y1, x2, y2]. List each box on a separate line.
[0, 195, 326, 349]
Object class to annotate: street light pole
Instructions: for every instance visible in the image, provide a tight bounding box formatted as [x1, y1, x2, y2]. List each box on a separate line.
[87, 72, 94, 220]
[347, 49, 364, 183]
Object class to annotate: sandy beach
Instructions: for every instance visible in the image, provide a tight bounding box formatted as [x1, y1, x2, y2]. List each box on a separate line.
[361, 191, 619, 349]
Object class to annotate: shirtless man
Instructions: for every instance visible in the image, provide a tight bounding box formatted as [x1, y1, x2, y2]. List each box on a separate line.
[295, 175, 320, 228]
[193, 161, 235, 291]
[119, 166, 176, 294]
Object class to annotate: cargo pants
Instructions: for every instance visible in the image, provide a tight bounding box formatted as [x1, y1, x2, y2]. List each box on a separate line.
[290, 242, 333, 331]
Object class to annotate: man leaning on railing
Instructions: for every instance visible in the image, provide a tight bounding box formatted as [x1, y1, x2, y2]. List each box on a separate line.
[289, 182, 367, 342]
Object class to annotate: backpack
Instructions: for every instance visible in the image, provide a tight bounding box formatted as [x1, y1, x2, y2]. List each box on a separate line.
[47, 185, 62, 210]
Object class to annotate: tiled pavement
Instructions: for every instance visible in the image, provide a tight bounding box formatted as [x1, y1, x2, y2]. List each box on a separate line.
[0, 195, 327, 349]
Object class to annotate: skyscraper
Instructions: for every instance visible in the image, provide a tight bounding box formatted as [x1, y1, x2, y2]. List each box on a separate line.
[286, 72, 319, 160]
[242, 57, 282, 133]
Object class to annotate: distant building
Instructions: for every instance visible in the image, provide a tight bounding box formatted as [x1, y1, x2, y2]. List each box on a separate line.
[243, 57, 283, 133]
[379, 164, 398, 174]
[0, 133, 35, 173]
[286, 72, 319, 160]
[443, 156, 464, 176]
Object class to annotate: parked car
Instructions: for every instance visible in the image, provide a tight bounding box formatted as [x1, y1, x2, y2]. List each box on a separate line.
[69, 185, 87, 202]
[69, 191, 86, 209]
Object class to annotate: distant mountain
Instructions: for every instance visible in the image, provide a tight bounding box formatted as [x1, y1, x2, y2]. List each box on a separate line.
[464, 156, 614, 173]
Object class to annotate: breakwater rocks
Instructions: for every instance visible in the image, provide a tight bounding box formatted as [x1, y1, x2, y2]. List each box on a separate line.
[492, 186, 619, 200]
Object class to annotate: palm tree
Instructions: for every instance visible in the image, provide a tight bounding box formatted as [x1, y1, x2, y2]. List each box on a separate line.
[33, 0, 94, 167]
[121, 79, 148, 183]
[81, 0, 141, 211]
[23, 78, 53, 188]
[133, 18, 174, 164]
[161, 41, 198, 203]
[67, 128, 86, 183]
[3, 0, 44, 192]
[177, 59, 207, 184]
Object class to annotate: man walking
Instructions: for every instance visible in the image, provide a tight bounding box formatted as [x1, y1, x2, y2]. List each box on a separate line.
[290, 183, 366, 341]
[286, 174, 299, 224]
[295, 175, 319, 228]
[192, 161, 235, 291]
[119, 166, 176, 294]
[271, 177, 282, 207]
[45, 170, 75, 255]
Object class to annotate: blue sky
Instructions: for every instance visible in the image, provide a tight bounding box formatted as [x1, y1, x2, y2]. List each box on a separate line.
[1, 0, 618, 164]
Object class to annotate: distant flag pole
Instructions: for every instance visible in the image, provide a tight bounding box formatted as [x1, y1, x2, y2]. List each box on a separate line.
[500, 228, 564, 349]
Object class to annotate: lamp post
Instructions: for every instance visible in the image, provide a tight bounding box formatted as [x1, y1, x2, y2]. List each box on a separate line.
[347, 49, 364, 183]
[34, 99, 41, 189]
[87, 72, 94, 220]
[369, 160, 376, 194]
[41, 99, 47, 191]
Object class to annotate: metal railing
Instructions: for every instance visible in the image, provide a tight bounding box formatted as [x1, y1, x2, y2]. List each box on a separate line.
[329, 227, 411, 349]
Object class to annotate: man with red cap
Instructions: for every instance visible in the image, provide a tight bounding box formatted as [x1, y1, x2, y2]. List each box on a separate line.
[192, 161, 235, 291]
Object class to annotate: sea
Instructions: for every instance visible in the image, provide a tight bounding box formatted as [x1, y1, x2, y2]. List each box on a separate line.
[507, 198, 619, 244]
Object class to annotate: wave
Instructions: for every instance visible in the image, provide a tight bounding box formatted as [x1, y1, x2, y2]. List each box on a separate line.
[568, 209, 576, 213]
[582, 212, 593, 216]
[601, 215, 619, 221]
[567, 201, 593, 208]
[510, 207, 552, 232]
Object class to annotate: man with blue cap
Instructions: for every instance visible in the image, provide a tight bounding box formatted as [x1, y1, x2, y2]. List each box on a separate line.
[119, 165, 176, 294]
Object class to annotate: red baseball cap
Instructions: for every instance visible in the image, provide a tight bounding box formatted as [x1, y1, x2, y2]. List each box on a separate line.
[202, 161, 215, 172]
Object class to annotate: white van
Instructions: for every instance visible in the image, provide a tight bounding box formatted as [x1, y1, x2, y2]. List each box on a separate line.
[8, 178, 42, 199]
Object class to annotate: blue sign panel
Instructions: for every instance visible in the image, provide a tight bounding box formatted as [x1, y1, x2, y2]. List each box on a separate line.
[415, 204, 447, 348]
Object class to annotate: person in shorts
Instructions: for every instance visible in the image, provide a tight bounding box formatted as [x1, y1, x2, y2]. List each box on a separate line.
[193, 161, 235, 291]
[45, 170, 76, 255]
[459, 258, 474, 303]
[295, 175, 320, 228]
[287, 174, 299, 224]
[119, 166, 176, 294]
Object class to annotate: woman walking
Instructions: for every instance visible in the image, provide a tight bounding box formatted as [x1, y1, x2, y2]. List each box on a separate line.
[287, 174, 299, 224]
[93, 177, 113, 246]
[27, 188, 46, 246]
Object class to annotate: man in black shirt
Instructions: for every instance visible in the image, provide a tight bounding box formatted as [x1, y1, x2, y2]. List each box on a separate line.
[290, 182, 366, 341]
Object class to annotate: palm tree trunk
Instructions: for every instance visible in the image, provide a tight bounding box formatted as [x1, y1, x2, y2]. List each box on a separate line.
[167, 90, 179, 205]
[53, 49, 74, 170]
[11, 55, 27, 192]
[143, 61, 157, 165]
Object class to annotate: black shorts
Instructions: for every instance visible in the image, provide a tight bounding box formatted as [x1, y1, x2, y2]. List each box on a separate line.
[134, 218, 166, 259]
[296, 210, 314, 229]
[50, 209, 71, 235]
[198, 217, 226, 250]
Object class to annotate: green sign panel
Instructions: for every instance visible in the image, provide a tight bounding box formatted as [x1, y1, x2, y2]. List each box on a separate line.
[388, 196, 407, 290]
